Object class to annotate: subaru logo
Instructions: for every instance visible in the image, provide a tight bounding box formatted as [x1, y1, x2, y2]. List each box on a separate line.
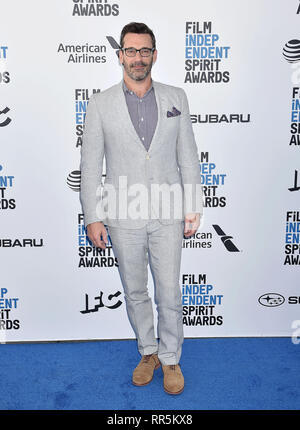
[258, 293, 285, 307]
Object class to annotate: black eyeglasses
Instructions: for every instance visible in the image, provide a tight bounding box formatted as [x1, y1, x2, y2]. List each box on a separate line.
[122, 47, 155, 57]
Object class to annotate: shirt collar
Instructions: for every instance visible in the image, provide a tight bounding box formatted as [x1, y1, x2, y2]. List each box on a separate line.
[122, 79, 154, 98]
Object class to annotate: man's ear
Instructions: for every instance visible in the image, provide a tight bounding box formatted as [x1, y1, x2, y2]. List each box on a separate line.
[118, 49, 124, 66]
[153, 49, 158, 64]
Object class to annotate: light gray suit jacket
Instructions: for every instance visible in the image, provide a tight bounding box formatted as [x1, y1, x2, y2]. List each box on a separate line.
[80, 79, 203, 229]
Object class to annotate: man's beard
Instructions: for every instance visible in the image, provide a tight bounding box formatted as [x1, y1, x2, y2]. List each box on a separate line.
[122, 59, 153, 81]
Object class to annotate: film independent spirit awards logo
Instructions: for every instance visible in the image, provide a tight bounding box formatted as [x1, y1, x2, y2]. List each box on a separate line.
[71, 0, 120, 17]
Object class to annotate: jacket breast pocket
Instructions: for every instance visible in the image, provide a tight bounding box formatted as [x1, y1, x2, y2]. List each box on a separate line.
[167, 114, 181, 120]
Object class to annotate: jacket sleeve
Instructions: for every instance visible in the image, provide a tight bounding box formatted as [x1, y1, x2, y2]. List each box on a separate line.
[176, 88, 203, 217]
[79, 93, 105, 228]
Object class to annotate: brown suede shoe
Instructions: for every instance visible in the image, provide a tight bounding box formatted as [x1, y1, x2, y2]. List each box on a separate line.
[162, 364, 184, 395]
[132, 353, 161, 386]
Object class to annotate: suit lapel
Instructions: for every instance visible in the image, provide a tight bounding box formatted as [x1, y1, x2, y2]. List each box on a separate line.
[114, 80, 143, 150]
[150, 79, 168, 153]
[115, 79, 168, 154]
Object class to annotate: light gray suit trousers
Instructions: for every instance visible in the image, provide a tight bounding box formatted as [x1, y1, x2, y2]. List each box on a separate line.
[108, 218, 185, 365]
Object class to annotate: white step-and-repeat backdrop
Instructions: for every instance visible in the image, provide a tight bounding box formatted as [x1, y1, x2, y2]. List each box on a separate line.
[1, 0, 299, 342]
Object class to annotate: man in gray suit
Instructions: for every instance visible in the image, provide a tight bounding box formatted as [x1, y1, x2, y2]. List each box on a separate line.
[80, 22, 203, 395]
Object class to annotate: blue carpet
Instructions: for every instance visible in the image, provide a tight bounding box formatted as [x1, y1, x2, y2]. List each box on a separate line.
[0, 338, 299, 410]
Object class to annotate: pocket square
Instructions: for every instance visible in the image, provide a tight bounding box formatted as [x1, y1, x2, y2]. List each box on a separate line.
[167, 106, 181, 117]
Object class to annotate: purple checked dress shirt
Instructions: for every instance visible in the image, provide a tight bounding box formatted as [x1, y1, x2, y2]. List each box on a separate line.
[122, 79, 158, 151]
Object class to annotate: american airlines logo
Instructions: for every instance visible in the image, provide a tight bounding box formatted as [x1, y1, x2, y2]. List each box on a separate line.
[212, 225, 240, 252]
[106, 36, 121, 56]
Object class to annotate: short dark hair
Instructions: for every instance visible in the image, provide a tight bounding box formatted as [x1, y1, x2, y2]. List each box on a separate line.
[120, 22, 156, 49]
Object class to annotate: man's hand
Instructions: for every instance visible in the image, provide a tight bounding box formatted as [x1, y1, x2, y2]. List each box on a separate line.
[184, 213, 201, 237]
[86, 221, 108, 249]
